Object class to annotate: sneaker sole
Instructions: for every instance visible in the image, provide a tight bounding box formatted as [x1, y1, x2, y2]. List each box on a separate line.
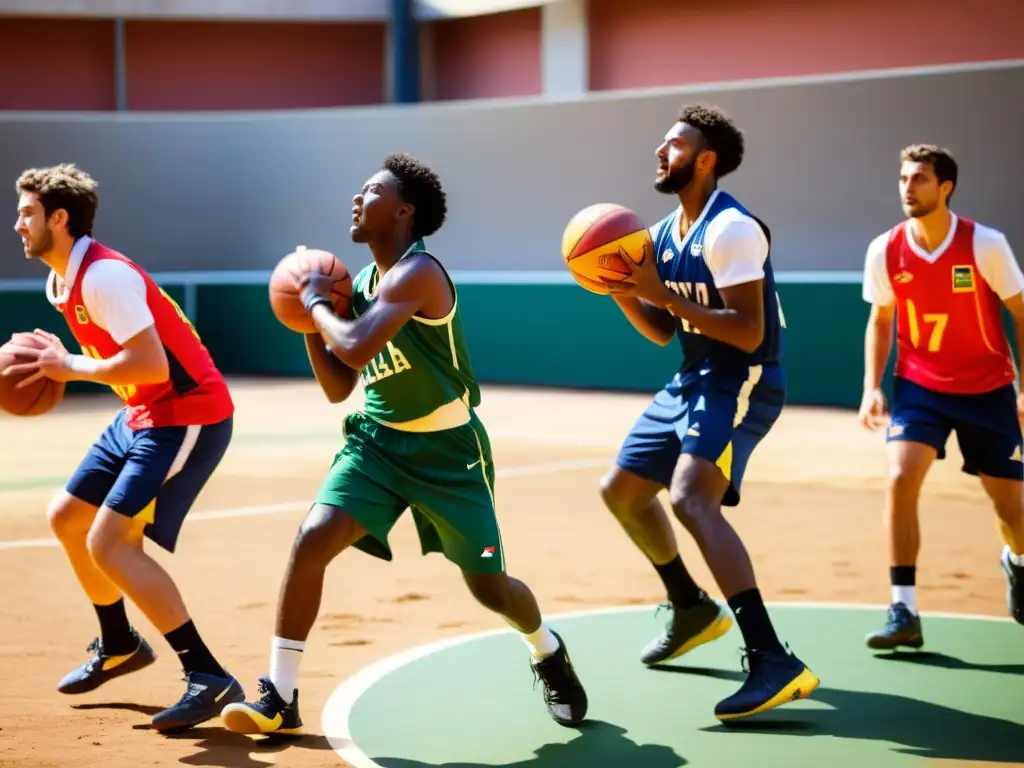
[716, 666, 820, 722]
[643, 605, 733, 666]
[865, 633, 924, 650]
[222, 704, 303, 736]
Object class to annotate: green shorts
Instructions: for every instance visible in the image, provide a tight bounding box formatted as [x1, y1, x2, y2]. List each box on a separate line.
[315, 410, 505, 573]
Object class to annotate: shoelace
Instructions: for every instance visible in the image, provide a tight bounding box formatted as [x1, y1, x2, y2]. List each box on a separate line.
[653, 601, 675, 630]
[737, 643, 793, 674]
[255, 678, 278, 708]
[532, 655, 574, 703]
[886, 605, 911, 630]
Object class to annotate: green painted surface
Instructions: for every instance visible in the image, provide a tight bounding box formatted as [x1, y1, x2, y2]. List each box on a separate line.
[348, 606, 1024, 767]
[1, 280, 1014, 408]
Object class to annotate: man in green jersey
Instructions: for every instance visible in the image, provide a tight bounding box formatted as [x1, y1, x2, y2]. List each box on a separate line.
[222, 153, 589, 737]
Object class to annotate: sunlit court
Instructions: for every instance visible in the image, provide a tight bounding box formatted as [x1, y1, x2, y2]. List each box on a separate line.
[1, 1, 1023, 767]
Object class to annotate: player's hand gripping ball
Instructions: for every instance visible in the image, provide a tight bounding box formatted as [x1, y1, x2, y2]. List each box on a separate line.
[0, 331, 67, 416]
[269, 246, 353, 334]
[561, 203, 652, 295]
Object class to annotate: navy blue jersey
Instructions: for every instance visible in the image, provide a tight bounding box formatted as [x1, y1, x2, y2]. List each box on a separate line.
[648, 189, 785, 379]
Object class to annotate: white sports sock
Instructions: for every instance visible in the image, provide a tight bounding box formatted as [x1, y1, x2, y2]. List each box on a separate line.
[892, 585, 917, 615]
[1006, 545, 1024, 567]
[521, 623, 560, 661]
[270, 636, 305, 704]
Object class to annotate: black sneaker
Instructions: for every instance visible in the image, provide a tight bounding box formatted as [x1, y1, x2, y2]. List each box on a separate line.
[222, 676, 304, 736]
[530, 631, 588, 727]
[1001, 546, 1024, 625]
[865, 602, 924, 650]
[57, 633, 156, 694]
[150, 671, 245, 735]
[714, 646, 819, 721]
[640, 592, 733, 665]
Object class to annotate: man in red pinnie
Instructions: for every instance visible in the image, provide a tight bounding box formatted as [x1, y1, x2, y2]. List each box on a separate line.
[859, 145, 1024, 649]
[9, 164, 242, 733]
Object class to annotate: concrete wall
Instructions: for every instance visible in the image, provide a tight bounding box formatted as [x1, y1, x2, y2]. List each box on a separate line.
[2, 62, 1022, 282]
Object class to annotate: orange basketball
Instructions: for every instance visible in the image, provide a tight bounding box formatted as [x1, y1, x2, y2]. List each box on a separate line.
[269, 247, 354, 334]
[561, 203, 651, 295]
[0, 335, 66, 417]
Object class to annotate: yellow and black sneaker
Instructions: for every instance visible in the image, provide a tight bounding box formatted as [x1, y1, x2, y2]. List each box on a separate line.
[222, 676, 304, 736]
[714, 646, 819, 722]
[640, 591, 733, 665]
[57, 633, 156, 694]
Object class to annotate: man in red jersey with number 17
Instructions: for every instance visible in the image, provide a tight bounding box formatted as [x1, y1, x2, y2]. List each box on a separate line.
[7, 164, 243, 734]
[859, 144, 1024, 649]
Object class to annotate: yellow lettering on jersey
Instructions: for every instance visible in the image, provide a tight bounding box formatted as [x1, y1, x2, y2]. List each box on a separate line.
[388, 341, 412, 373]
[360, 342, 413, 385]
[905, 299, 949, 352]
[81, 345, 137, 401]
[665, 281, 710, 334]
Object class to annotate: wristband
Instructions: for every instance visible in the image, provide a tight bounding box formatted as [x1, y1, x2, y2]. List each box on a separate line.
[301, 285, 332, 315]
[67, 354, 101, 375]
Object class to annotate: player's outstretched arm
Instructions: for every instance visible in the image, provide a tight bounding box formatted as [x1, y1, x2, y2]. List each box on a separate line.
[612, 296, 675, 346]
[304, 332, 359, 403]
[302, 254, 450, 370]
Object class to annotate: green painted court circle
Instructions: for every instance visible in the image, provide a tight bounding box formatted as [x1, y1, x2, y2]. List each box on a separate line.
[322, 604, 1024, 767]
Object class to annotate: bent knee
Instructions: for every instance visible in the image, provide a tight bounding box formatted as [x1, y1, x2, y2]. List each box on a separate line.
[600, 466, 658, 517]
[295, 504, 364, 562]
[669, 492, 722, 528]
[668, 458, 727, 526]
[47, 492, 98, 541]
[85, 516, 136, 568]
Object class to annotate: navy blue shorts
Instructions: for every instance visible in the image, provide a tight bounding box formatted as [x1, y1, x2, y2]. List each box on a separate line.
[66, 410, 233, 552]
[615, 364, 786, 506]
[888, 377, 1023, 480]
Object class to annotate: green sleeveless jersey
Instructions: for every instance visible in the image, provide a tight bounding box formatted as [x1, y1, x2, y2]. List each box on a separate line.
[350, 240, 481, 427]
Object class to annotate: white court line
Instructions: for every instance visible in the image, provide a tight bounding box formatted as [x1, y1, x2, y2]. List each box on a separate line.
[320, 601, 1015, 768]
[0, 457, 610, 552]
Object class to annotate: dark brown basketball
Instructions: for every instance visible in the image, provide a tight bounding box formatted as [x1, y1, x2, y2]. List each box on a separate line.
[0, 336, 66, 417]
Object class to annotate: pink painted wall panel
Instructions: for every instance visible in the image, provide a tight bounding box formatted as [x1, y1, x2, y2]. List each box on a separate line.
[0, 17, 115, 110]
[427, 8, 541, 101]
[588, 0, 1024, 91]
[125, 20, 386, 110]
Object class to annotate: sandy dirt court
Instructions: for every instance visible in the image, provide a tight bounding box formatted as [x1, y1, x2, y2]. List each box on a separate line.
[0, 379, 1009, 767]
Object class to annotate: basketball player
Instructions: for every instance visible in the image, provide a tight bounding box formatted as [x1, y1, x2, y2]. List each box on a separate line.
[9, 164, 243, 733]
[859, 144, 1024, 648]
[598, 104, 819, 721]
[221, 152, 588, 736]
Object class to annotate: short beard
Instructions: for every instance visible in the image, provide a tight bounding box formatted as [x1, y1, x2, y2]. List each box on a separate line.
[653, 161, 695, 195]
[27, 228, 54, 258]
[905, 201, 937, 219]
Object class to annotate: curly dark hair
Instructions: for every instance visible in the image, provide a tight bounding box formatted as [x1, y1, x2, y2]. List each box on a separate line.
[382, 152, 447, 241]
[678, 104, 745, 179]
[15, 163, 98, 239]
[901, 143, 958, 203]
